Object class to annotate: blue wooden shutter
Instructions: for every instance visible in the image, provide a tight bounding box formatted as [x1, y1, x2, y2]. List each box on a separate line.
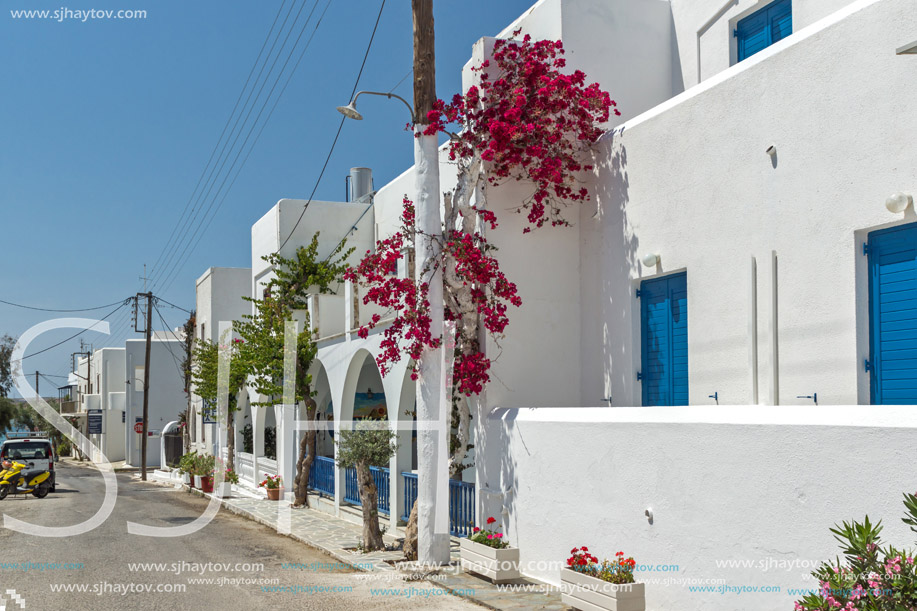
[737, 0, 792, 62]
[868, 223, 917, 405]
[641, 273, 689, 406]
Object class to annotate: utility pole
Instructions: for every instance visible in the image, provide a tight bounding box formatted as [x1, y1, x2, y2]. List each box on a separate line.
[35, 371, 39, 403]
[411, 0, 449, 566]
[139, 292, 153, 481]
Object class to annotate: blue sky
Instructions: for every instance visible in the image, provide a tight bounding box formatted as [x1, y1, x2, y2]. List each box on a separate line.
[0, 0, 536, 393]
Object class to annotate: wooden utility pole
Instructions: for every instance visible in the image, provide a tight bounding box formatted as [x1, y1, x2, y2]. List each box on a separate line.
[140, 292, 153, 481]
[412, 0, 436, 123]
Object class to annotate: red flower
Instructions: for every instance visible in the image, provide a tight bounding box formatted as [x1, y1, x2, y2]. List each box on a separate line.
[473, 527, 480, 533]
[486, 517, 496, 525]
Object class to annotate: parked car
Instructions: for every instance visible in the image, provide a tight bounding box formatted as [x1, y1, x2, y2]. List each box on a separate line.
[0, 433, 56, 492]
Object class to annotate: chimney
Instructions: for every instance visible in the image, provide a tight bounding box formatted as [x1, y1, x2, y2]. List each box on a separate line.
[348, 167, 374, 203]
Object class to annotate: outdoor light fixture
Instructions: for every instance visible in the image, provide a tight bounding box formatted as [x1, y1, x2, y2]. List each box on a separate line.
[885, 191, 913, 214]
[641, 253, 660, 267]
[336, 90, 415, 123]
[896, 40, 917, 55]
[765, 144, 777, 157]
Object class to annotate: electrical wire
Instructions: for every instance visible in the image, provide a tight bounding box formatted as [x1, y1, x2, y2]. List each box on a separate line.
[18, 301, 129, 361]
[0, 297, 130, 313]
[276, 0, 387, 253]
[148, 0, 294, 284]
[156, 0, 334, 294]
[155, 297, 194, 314]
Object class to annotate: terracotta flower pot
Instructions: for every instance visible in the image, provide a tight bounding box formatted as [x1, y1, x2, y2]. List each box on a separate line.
[266, 487, 283, 501]
[200, 476, 213, 493]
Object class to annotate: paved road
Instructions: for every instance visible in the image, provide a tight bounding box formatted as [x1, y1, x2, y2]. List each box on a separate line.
[0, 463, 478, 610]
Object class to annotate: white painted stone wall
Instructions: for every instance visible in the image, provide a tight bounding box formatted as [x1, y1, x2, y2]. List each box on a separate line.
[581, 0, 917, 408]
[479, 406, 917, 611]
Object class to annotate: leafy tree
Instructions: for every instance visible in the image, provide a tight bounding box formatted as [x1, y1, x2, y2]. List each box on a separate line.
[335, 420, 397, 551]
[180, 311, 196, 453]
[0, 334, 15, 398]
[236, 233, 351, 508]
[12, 398, 64, 447]
[190, 335, 246, 472]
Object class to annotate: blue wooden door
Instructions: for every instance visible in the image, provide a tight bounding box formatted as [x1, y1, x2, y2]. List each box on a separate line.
[641, 273, 688, 406]
[868, 223, 917, 404]
[737, 0, 792, 62]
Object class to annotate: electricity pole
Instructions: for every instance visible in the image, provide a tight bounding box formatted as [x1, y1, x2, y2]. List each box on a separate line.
[139, 292, 153, 481]
[412, 0, 449, 566]
[35, 372, 39, 403]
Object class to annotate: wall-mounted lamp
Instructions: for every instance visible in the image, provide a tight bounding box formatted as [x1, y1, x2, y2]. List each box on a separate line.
[641, 253, 660, 268]
[765, 144, 777, 157]
[885, 192, 913, 214]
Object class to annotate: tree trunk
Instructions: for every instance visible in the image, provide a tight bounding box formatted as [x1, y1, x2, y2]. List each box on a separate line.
[356, 460, 385, 551]
[293, 397, 317, 507]
[403, 498, 419, 560]
[226, 416, 235, 473]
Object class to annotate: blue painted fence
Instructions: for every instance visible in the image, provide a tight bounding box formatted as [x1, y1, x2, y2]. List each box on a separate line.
[344, 465, 390, 516]
[308, 456, 335, 497]
[401, 472, 476, 537]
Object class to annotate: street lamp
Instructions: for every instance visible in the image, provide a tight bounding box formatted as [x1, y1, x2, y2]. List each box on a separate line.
[337, 91, 415, 123]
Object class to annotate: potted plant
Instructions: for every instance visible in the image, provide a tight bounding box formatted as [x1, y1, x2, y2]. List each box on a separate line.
[179, 451, 197, 487]
[215, 459, 238, 497]
[198, 454, 215, 493]
[459, 516, 520, 584]
[561, 548, 645, 611]
[259, 474, 282, 500]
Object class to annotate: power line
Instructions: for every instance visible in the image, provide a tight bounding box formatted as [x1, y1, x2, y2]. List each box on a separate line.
[18, 302, 128, 361]
[155, 297, 193, 314]
[157, 0, 336, 293]
[148, 0, 294, 284]
[0, 297, 130, 313]
[388, 67, 412, 94]
[277, 0, 387, 253]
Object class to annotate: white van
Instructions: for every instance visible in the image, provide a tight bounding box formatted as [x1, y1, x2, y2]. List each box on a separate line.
[0, 433, 56, 492]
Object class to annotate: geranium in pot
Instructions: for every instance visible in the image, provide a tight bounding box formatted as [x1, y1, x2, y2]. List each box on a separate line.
[561, 548, 645, 611]
[198, 454, 215, 493]
[459, 516, 520, 584]
[259, 474, 282, 500]
[216, 467, 238, 497]
[178, 451, 196, 487]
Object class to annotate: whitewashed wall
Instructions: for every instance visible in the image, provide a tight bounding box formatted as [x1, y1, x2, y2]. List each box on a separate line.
[582, 0, 917, 407]
[479, 405, 917, 611]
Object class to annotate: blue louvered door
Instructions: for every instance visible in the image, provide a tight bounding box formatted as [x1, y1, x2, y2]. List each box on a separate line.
[737, 0, 792, 62]
[868, 223, 917, 405]
[641, 273, 689, 406]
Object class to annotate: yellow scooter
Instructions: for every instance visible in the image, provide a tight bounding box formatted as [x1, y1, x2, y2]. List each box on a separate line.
[0, 459, 51, 499]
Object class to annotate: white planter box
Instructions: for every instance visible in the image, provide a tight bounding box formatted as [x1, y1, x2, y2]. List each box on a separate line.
[217, 482, 232, 497]
[181, 473, 190, 485]
[193, 475, 202, 488]
[459, 539, 520, 583]
[561, 568, 645, 611]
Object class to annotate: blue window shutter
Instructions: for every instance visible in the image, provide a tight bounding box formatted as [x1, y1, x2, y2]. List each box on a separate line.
[641, 273, 689, 406]
[868, 223, 917, 405]
[737, 0, 792, 62]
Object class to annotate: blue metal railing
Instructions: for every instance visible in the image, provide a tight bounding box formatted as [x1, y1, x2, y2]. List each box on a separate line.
[308, 456, 335, 497]
[344, 465, 390, 516]
[401, 472, 475, 537]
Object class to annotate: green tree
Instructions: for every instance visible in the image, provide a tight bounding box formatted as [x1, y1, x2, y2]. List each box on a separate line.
[190, 335, 246, 473]
[0, 334, 15, 398]
[180, 311, 196, 453]
[12, 398, 64, 447]
[235, 233, 351, 508]
[335, 420, 397, 551]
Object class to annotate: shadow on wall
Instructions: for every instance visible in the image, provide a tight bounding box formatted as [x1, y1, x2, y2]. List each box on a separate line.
[593, 132, 639, 407]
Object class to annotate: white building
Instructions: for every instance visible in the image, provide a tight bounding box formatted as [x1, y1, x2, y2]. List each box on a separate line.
[75, 347, 126, 461]
[123, 337, 187, 468]
[198, 1, 917, 609]
[189, 266, 252, 457]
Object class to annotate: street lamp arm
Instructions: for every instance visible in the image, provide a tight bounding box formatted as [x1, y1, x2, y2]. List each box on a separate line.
[352, 91, 415, 122]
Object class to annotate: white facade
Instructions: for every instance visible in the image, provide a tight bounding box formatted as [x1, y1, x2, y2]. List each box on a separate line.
[190, 266, 252, 456]
[192, 0, 917, 608]
[124, 338, 187, 468]
[76, 347, 126, 461]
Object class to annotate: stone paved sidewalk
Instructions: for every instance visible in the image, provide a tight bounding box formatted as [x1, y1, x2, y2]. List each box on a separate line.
[178, 483, 567, 610]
